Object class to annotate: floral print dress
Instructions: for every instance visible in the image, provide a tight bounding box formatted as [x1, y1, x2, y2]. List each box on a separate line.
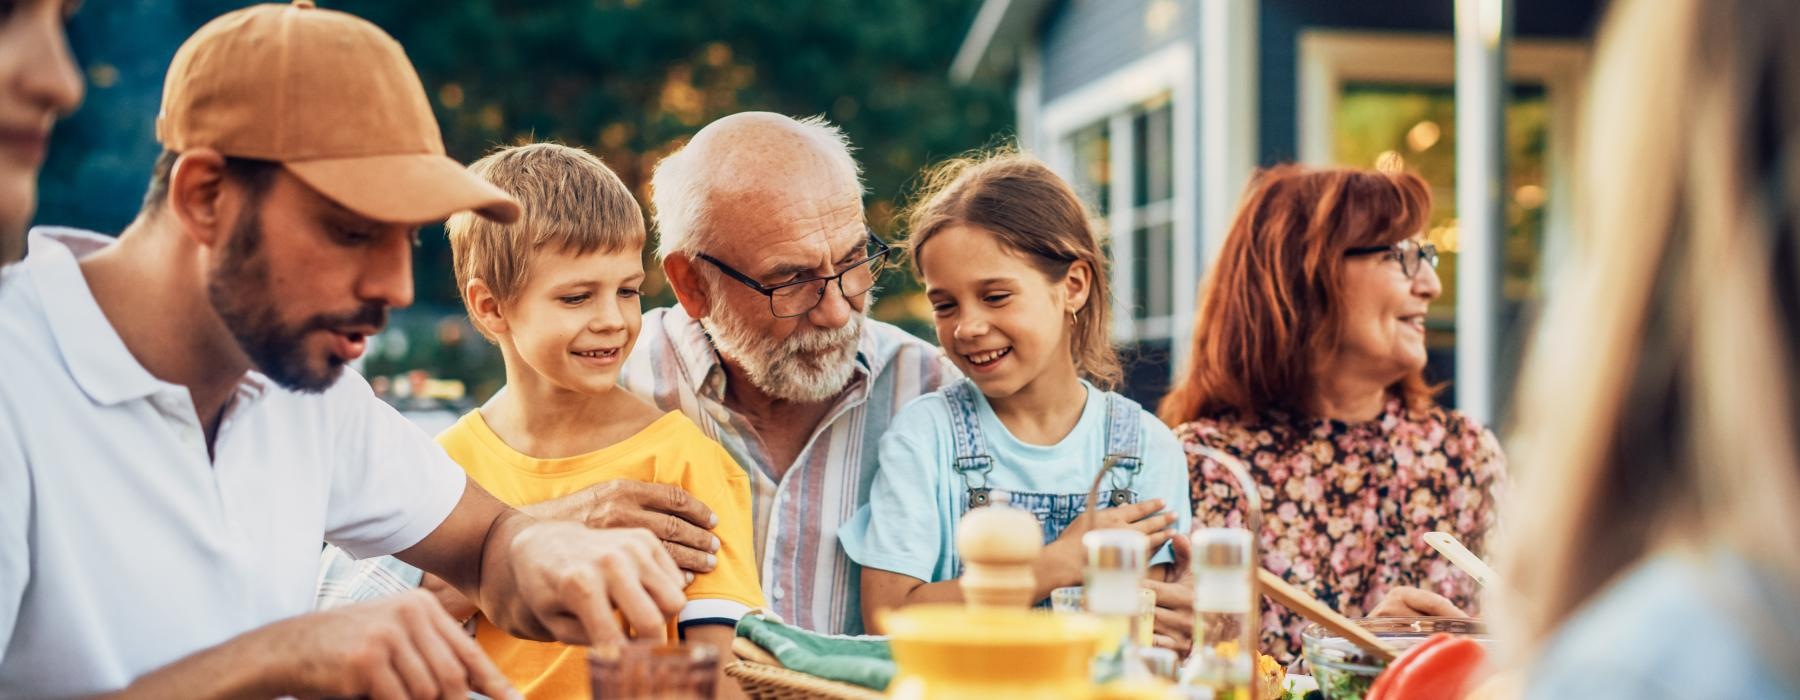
[1173, 399, 1505, 665]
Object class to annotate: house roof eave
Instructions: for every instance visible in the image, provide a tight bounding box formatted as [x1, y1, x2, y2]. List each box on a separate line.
[951, 0, 1053, 84]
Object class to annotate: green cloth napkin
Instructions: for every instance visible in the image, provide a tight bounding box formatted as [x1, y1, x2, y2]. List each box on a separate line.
[735, 614, 895, 690]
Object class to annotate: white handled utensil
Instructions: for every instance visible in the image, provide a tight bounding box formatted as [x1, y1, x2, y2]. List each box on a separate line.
[1423, 532, 1500, 588]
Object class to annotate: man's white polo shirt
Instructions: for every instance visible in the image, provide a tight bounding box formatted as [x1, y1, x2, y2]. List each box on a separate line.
[0, 229, 468, 696]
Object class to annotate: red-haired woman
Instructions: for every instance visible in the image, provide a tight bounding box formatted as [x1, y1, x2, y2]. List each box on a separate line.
[1159, 165, 1505, 664]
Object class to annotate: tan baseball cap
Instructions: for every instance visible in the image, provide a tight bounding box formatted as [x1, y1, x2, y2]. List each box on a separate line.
[155, 0, 520, 224]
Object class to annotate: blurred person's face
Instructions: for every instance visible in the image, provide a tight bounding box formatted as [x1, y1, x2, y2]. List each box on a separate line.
[686, 170, 871, 403]
[920, 224, 1088, 403]
[483, 246, 644, 397]
[1328, 238, 1441, 386]
[0, 0, 84, 261]
[205, 164, 416, 392]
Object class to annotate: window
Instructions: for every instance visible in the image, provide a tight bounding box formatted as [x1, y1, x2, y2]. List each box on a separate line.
[1065, 95, 1177, 341]
[1068, 122, 1110, 218]
[1036, 43, 1194, 403]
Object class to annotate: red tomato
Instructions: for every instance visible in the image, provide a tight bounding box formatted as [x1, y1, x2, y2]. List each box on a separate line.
[1367, 633, 1488, 700]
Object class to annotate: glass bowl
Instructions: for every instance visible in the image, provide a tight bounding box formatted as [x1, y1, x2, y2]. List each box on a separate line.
[1299, 617, 1488, 700]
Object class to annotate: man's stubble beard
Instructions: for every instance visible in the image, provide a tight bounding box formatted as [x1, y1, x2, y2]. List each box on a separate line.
[206, 206, 386, 393]
[700, 287, 873, 404]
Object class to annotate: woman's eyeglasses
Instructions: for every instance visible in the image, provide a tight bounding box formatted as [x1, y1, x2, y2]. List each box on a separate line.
[1345, 239, 1439, 279]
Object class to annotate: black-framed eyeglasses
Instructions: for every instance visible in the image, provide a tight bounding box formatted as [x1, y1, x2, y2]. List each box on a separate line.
[1346, 239, 1439, 279]
[696, 228, 892, 319]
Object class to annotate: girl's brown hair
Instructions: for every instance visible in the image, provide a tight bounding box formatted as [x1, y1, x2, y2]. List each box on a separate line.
[1158, 165, 1437, 425]
[904, 150, 1121, 390]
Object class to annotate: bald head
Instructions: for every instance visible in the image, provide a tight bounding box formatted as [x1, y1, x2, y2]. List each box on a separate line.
[651, 112, 864, 260]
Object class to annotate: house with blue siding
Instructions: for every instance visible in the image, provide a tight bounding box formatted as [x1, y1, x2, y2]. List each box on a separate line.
[954, 0, 1605, 420]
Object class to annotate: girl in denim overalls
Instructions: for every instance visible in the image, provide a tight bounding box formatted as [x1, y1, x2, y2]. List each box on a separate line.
[841, 151, 1192, 630]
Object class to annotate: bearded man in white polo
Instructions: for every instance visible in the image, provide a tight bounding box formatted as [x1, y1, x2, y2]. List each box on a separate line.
[0, 3, 685, 697]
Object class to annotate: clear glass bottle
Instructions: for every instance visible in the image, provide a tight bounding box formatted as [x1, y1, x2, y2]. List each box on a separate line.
[1082, 528, 1163, 687]
[1179, 528, 1255, 700]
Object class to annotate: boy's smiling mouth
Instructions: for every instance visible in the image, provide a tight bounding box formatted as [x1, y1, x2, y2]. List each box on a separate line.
[570, 347, 622, 363]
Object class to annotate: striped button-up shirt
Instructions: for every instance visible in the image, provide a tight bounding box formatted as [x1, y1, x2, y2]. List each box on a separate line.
[620, 306, 956, 635]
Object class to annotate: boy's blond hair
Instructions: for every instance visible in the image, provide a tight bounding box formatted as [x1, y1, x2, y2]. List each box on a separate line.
[447, 143, 646, 342]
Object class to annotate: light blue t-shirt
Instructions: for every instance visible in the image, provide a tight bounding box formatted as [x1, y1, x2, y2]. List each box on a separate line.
[839, 380, 1192, 583]
[1526, 549, 1800, 698]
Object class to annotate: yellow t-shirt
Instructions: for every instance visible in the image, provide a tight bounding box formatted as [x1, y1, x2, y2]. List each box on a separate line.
[437, 409, 764, 699]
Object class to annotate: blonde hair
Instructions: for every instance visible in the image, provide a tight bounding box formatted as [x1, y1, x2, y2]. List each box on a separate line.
[446, 143, 645, 341]
[1499, 0, 1800, 661]
[903, 149, 1121, 390]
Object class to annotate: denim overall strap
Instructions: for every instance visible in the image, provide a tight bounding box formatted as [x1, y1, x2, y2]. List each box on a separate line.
[1096, 392, 1146, 507]
[943, 380, 997, 509]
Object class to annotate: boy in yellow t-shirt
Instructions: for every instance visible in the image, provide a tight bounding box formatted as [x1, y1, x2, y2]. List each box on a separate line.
[432, 143, 761, 697]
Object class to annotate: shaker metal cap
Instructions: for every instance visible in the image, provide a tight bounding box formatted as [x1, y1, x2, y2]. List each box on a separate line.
[1083, 528, 1149, 574]
[1191, 527, 1252, 568]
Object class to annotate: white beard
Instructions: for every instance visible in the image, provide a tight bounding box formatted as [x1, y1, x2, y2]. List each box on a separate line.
[701, 297, 867, 404]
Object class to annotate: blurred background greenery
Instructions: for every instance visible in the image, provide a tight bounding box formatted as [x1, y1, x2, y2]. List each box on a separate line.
[35, 0, 1013, 405]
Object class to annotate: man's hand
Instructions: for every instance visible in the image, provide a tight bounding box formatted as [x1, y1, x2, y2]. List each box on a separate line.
[523, 480, 719, 575]
[397, 480, 688, 650]
[1033, 499, 1177, 596]
[1145, 531, 1196, 654]
[105, 591, 518, 700]
[1369, 585, 1467, 618]
[260, 590, 516, 700]
[499, 521, 688, 645]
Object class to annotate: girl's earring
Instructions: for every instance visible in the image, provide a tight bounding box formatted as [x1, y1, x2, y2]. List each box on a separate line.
[1070, 309, 1078, 325]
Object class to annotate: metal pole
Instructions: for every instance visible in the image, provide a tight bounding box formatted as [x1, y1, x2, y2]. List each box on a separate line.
[1454, 0, 1510, 423]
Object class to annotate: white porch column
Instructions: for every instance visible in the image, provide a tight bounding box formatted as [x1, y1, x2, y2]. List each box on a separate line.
[1454, 0, 1510, 423]
[1189, 0, 1259, 372]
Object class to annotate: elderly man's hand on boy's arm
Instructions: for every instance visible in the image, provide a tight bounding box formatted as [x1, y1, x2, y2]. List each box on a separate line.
[521, 479, 721, 575]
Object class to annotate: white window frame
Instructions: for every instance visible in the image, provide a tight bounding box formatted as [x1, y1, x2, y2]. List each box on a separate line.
[1038, 42, 1197, 345]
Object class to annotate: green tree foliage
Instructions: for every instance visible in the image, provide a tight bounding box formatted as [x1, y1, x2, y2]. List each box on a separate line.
[332, 0, 1013, 323]
[41, 1, 1010, 398]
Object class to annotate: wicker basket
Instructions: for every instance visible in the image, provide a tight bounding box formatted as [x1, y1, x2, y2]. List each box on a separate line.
[725, 660, 884, 700]
[726, 636, 885, 699]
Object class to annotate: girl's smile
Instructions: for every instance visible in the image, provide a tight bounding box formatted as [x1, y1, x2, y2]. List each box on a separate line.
[919, 223, 1089, 405]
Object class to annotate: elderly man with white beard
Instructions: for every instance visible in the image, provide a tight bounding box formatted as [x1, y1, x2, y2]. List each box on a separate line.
[314, 112, 955, 636]
[621, 112, 957, 634]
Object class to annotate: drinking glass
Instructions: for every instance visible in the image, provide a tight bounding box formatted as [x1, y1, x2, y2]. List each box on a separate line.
[1049, 585, 1157, 651]
[588, 640, 720, 699]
